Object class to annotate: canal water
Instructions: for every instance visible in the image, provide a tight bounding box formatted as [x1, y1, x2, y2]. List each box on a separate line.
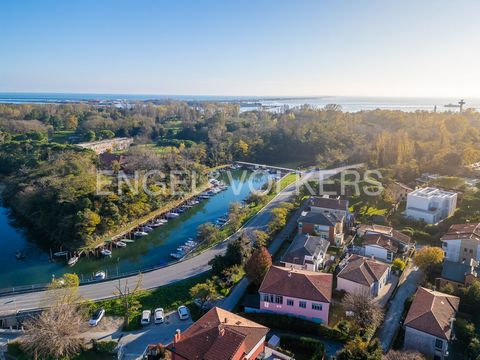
[0, 170, 270, 288]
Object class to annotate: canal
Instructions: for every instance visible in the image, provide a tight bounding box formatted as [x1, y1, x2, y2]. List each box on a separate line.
[0, 169, 270, 288]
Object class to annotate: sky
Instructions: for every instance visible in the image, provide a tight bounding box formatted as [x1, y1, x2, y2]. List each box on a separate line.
[0, 0, 479, 97]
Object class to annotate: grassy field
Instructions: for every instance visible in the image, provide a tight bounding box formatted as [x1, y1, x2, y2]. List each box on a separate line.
[49, 130, 75, 144]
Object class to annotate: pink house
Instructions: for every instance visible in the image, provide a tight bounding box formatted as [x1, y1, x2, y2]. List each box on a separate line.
[258, 266, 332, 324]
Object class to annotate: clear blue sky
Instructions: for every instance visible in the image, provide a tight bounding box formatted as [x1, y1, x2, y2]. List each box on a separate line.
[1, 0, 479, 97]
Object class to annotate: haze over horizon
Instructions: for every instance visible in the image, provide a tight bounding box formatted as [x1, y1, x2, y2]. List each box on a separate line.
[1, 0, 479, 97]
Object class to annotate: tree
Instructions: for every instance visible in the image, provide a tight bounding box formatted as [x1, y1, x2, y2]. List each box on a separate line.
[391, 258, 406, 272]
[22, 277, 86, 359]
[341, 291, 384, 331]
[190, 279, 220, 309]
[197, 222, 221, 245]
[245, 246, 272, 286]
[252, 230, 270, 247]
[224, 237, 252, 267]
[268, 207, 288, 233]
[337, 337, 382, 360]
[383, 350, 425, 360]
[113, 275, 143, 328]
[413, 246, 444, 276]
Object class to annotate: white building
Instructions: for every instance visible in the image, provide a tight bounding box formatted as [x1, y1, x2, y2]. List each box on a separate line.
[405, 187, 457, 224]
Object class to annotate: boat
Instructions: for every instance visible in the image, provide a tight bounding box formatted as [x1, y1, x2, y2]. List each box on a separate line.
[94, 271, 106, 280]
[14, 251, 26, 260]
[67, 256, 79, 266]
[53, 250, 68, 257]
[120, 239, 135, 243]
[140, 226, 153, 232]
[114, 241, 127, 248]
[165, 212, 180, 219]
[134, 231, 148, 237]
[150, 220, 165, 227]
[100, 249, 112, 257]
[170, 252, 184, 259]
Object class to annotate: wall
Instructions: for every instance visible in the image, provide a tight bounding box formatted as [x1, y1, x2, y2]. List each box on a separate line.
[364, 245, 389, 262]
[336, 277, 371, 296]
[404, 326, 448, 360]
[259, 292, 330, 324]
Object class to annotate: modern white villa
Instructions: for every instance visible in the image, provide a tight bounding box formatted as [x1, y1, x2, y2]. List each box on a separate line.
[405, 187, 457, 224]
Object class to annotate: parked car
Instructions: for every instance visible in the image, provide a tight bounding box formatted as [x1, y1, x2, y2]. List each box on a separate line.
[141, 310, 152, 325]
[89, 308, 105, 326]
[177, 305, 189, 320]
[154, 308, 164, 324]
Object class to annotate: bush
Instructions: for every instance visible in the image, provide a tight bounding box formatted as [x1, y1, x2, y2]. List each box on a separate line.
[239, 312, 349, 342]
[93, 340, 118, 354]
[392, 258, 406, 272]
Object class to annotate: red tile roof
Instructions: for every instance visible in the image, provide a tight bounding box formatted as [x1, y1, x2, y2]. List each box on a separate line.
[404, 287, 459, 339]
[167, 307, 268, 360]
[337, 255, 389, 286]
[309, 197, 349, 211]
[363, 233, 400, 253]
[441, 223, 480, 241]
[259, 265, 332, 303]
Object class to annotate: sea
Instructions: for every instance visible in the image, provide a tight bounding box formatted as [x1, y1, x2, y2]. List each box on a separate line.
[0, 92, 479, 113]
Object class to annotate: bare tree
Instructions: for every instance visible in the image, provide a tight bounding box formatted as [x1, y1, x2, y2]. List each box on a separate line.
[21, 279, 87, 359]
[341, 290, 384, 330]
[114, 274, 143, 327]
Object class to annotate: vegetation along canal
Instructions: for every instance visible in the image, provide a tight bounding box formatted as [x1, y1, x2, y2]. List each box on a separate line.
[0, 169, 270, 288]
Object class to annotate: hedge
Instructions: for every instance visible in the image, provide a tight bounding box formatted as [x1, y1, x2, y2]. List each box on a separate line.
[239, 312, 349, 342]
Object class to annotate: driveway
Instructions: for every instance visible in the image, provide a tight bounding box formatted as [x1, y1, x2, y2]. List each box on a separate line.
[377, 265, 423, 352]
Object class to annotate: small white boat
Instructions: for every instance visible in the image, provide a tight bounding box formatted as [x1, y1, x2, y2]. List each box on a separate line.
[68, 256, 79, 266]
[114, 241, 127, 248]
[94, 271, 106, 280]
[140, 226, 153, 232]
[170, 252, 184, 259]
[100, 249, 112, 257]
[134, 231, 148, 237]
[53, 251, 68, 257]
[165, 212, 180, 219]
[119, 238, 135, 243]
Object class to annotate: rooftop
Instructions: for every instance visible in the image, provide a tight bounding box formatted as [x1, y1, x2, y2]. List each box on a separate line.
[259, 265, 332, 303]
[404, 287, 459, 339]
[282, 233, 330, 265]
[408, 187, 457, 199]
[337, 255, 390, 286]
[441, 259, 478, 283]
[298, 210, 343, 227]
[309, 197, 349, 211]
[441, 223, 480, 241]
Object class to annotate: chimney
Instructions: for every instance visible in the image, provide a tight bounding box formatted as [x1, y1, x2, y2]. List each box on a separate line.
[174, 329, 181, 344]
[224, 317, 228, 324]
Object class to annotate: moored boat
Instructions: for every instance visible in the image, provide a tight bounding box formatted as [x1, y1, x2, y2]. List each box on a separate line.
[94, 271, 106, 280]
[114, 241, 127, 248]
[165, 212, 180, 219]
[53, 250, 68, 257]
[68, 256, 79, 266]
[134, 231, 148, 237]
[100, 249, 112, 257]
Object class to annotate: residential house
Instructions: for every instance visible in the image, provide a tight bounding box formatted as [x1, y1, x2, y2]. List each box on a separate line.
[166, 307, 269, 360]
[298, 210, 345, 246]
[403, 287, 459, 360]
[336, 255, 391, 298]
[281, 233, 330, 271]
[437, 259, 480, 290]
[356, 223, 393, 237]
[259, 265, 332, 324]
[388, 181, 413, 202]
[441, 223, 480, 263]
[405, 187, 457, 224]
[362, 231, 411, 263]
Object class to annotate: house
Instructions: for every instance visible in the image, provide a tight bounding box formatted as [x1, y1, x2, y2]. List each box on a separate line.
[388, 181, 413, 202]
[336, 255, 391, 298]
[437, 259, 480, 290]
[405, 187, 457, 224]
[362, 231, 411, 263]
[166, 307, 269, 360]
[281, 233, 330, 271]
[308, 196, 354, 227]
[357, 223, 393, 237]
[403, 287, 459, 360]
[441, 223, 480, 263]
[259, 265, 332, 324]
[298, 210, 345, 246]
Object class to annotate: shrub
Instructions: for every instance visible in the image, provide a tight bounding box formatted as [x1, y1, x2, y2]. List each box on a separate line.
[392, 258, 406, 272]
[93, 340, 118, 354]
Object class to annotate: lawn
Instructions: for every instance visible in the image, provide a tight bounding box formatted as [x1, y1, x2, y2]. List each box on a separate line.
[49, 130, 75, 144]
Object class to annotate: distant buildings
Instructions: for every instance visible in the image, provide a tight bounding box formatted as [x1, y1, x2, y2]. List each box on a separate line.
[77, 137, 133, 154]
[336, 255, 391, 298]
[405, 187, 457, 224]
[403, 287, 459, 360]
[258, 266, 332, 324]
[281, 233, 330, 271]
[387, 181, 413, 202]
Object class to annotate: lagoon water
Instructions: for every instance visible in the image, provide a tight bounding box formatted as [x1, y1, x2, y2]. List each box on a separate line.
[0, 170, 269, 289]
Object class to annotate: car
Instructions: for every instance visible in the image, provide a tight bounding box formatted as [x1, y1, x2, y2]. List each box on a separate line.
[154, 308, 164, 324]
[141, 310, 152, 325]
[89, 308, 105, 326]
[177, 305, 189, 320]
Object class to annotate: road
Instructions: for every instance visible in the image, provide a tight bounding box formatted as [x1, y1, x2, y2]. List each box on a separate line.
[377, 265, 423, 352]
[0, 165, 361, 317]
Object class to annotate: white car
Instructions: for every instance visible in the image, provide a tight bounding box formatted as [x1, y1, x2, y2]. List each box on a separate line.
[177, 305, 189, 320]
[89, 308, 105, 326]
[154, 308, 165, 324]
[141, 310, 152, 325]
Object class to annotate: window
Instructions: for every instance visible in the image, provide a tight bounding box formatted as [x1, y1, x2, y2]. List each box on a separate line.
[312, 303, 323, 311]
[387, 252, 392, 261]
[299, 301, 307, 308]
[275, 295, 283, 304]
[287, 299, 294, 306]
[443, 242, 448, 248]
[465, 248, 468, 252]
[435, 339, 443, 350]
[470, 249, 473, 254]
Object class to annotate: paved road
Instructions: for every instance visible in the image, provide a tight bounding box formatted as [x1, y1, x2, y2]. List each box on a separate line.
[0, 165, 361, 317]
[377, 265, 423, 352]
